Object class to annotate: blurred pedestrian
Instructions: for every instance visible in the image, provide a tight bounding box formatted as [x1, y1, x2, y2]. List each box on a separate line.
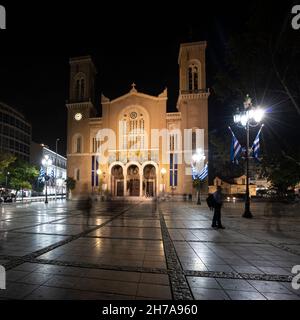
[212, 186, 225, 229]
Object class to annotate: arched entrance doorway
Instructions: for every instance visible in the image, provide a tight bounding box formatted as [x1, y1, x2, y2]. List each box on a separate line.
[127, 165, 140, 196]
[111, 165, 124, 196]
[143, 165, 156, 197]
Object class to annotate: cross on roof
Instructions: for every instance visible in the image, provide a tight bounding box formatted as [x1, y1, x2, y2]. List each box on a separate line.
[131, 82, 137, 92]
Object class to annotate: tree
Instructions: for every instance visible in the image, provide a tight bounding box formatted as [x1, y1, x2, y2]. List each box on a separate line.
[214, 3, 300, 115]
[0, 153, 16, 186]
[209, 131, 244, 181]
[262, 150, 300, 197]
[32, 179, 45, 194]
[65, 177, 76, 199]
[10, 161, 39, 201]
[211, 4, 300, 190]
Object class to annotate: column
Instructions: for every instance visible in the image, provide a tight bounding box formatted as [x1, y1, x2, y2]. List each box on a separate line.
[123, 174, 127, 196]
[108, 174, 111, 196]
[140, 172, 143, 197]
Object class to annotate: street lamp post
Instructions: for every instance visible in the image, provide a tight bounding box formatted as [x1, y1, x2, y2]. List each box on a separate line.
[233, 95, 264, 218]
[160, 168, 166, 200]
[55, 138, 60, 201]
[192, 148, 206, 205]
[42, 155, 52, 204]
[96, 168, 102, 199]
[5, 171, 10, 188]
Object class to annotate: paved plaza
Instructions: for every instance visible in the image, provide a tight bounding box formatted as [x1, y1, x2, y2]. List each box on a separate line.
[0, 199, 300, 300]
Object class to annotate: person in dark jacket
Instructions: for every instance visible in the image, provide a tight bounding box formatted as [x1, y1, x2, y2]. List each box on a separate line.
[212, 186, 225, 229]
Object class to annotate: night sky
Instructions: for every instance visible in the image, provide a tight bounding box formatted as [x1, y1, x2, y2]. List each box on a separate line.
[0, 1, 298, 156]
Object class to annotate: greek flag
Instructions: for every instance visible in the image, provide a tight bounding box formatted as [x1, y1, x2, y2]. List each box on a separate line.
[192, 163, 208, 181]
[229, 127, 242, 164]
[252, 125, 263, 161]
[38, 167, 45, 181]
[198, 163, 208, 180]
[50, 169, 55, 182]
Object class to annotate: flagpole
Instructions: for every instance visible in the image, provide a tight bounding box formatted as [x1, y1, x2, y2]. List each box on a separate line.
[243, 120, 252, 218]
[55, 138, 60, 201]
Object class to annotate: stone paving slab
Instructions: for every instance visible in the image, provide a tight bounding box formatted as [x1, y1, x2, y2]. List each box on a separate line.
[0, 200, 300, 300]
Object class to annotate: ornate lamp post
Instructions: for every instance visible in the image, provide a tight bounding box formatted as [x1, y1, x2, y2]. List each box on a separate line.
[42, 155, 52, 204]
[160, 168, 166, 200]
[55, 138, 60, 201]
[233, 95, 264, 218]
[5, 171, 10, 188]
[97, 168, 102, 196]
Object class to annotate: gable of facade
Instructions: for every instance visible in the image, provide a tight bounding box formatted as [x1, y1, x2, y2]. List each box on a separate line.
[66, 42, 209, 199]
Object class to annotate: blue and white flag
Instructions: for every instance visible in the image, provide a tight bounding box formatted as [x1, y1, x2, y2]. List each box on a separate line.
[229, 127, 242, 164]
[252, 125, 264, 161]
[38, 167, 45, 181]
[50, 169, 55, 182]
[198, 163, 208, 180]
[192, 163, 208, 181]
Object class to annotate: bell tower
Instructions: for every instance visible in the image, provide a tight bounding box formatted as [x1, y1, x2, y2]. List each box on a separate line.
[177, 41, 209, 132]
[178, 41, 207, 93]
[177, 41, 209, 194]
[69, 56, 96, 105]
[67, 56, 97, 128]
[66, 56, 97, 197]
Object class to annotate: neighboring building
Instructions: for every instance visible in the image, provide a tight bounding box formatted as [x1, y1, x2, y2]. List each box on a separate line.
[66, 41, 209, 199]
[251, 177, 271, 191]
[295, 182, 300, 196]
[209, 175, 257, 197]
[30, 142, 67, 195]
[0, 101, 31, 162]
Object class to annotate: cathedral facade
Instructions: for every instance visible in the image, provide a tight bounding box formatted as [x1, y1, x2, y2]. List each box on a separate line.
[66, 41, 209, 199]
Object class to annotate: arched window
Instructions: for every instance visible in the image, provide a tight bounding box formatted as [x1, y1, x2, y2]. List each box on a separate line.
[75, 168, 80, 181]
[76, 136, 82, 153]
[188, 62, 200, 92]
[75, 80, 80, 100]
[73, 134, 83, 153]
[192, 131, 196, 153]
[74, 73, 86, 101]
[80, 79, 85, 99]
[169, 133, 178, 187]
[188, 67, 193, 91]
[121, 111, 146, 150]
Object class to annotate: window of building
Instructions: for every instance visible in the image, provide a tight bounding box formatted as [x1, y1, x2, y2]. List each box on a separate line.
[76, 136, 82, 153]
[169, 134, 175, 152]
[72, 134, 83, 153]
[92, 137, 101, 153]
[188, 67, 193, 91]
[75, 80, 80, 100]
[75, 168, 80, 181]
[121, 111, 145, 150]
[80, 79, 85, 99]
[169, 153, 178, 187]
[188, 63, 200, 91]
[75, 75, 85, 101]
[192, 131, 196, 154]
[193, 70, 198, 91]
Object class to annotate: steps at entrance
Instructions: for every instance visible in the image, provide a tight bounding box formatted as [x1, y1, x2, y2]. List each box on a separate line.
[111, 196, 156, 202]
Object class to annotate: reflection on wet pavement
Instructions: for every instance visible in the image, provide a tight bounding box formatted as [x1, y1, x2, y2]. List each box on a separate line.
[0, 199, 299, 300]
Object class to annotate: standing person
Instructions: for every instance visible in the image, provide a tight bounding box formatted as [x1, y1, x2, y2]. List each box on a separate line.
[212, 186, 225, 229]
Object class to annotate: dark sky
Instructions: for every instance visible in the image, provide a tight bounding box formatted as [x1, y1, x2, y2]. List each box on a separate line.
[0, 1, 298, 156]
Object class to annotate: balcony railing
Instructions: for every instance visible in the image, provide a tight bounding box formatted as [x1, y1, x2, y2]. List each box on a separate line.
[180, 89, 209, 95]
[108, 149, 159, 165]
